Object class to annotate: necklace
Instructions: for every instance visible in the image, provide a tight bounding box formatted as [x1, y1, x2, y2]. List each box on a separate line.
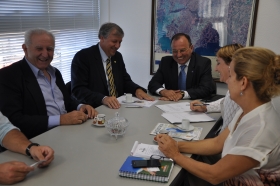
[233, 113, 244, 131]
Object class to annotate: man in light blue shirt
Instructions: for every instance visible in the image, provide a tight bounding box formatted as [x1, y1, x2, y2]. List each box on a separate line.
[0, 112, 18, 144]
[0, 28, 98, 139]
[0, 111, 54, 185]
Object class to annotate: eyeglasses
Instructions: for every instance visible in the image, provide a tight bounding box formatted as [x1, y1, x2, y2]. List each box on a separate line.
[172, 47, 191, 54]
[150, 155, 171, 161]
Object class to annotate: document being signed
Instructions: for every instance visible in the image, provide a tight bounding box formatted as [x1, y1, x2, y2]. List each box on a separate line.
[117, 95, 158, 108]
[155, 102, 191, 112]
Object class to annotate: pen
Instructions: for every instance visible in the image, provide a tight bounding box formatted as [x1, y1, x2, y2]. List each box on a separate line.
[125, 105, 143, 108]
[193, 103, 209, 106]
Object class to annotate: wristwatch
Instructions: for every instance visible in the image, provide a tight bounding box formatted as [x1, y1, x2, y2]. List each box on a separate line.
[25, 143, 39, 158]
[180, 91, 185, 99]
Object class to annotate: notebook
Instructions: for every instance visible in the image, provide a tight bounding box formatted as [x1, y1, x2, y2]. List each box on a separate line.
[119, 156, 174, 183]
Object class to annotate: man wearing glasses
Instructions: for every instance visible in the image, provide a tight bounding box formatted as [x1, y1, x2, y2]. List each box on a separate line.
[148, 33, 215, 101]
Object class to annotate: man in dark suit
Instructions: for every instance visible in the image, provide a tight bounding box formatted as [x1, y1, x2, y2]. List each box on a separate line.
[0, 28, 97, 139]
[71, 22, 154, 109]
[148, 33, 215, 101]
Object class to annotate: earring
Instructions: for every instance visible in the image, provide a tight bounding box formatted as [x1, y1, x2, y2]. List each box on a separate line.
[240, 91, 243, 96]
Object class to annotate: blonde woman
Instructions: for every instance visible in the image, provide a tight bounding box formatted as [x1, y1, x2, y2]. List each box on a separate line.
[156, 47, 280, 185]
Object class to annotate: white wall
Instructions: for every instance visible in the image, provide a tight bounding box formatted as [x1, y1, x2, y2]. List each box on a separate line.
[100, 0, 153, 90]
[100, 0, 280, 95]
[254, 0, 280, 53]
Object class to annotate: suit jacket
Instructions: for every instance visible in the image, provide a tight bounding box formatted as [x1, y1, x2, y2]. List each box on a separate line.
[148, 52, 215, 99]
[71, 44, 146, 108]
[0, 58, 79, 139]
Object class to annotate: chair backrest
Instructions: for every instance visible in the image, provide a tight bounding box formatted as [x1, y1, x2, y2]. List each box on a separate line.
[65, 81, 71, 96]
[211, 78, 217, 95]
[201, 79, 225, 102]
[170, 116, 224, 186]
[204, 116, 223, 139]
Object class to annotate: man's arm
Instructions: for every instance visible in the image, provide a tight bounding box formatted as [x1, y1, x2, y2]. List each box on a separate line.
[0, 65, 49, 139]
[2, 129, 54, 165]
[0, 129, 54, 185]
[187, 56, 215, 99]
[148, 60, 166, 95]
[71, 49, 106, 108]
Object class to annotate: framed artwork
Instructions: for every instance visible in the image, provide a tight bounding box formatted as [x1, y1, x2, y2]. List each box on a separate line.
[150, 0, 259, 77]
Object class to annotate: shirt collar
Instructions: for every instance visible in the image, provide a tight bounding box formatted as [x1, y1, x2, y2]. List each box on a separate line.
[98, 43, 109, 62]
[25, 57, 56, 78]
[177, 58, 191, 68]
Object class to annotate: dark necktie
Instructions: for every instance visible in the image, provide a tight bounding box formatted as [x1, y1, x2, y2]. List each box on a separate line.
[106, 58, 117, 97]
[178, 65, 187, 90]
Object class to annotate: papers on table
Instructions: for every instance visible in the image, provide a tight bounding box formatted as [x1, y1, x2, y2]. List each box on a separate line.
[130, 141, 165, 159]
[156, 102, 191, 112]
[155, 102, 215, 123]
[118, 95, 158, 108]
[161, 112, 215, 123]
[150, 123, 202, 140]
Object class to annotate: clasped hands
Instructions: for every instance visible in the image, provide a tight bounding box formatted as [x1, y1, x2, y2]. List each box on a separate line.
[60, 104, 98, 125]
[159, 89, 183, 101]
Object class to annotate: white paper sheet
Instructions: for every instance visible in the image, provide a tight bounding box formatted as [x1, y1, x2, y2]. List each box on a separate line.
[155, 102, 191, 112]
[117, 95, 158, 108]
[161, 112, 215, 123]
[130, 141, 166, 159]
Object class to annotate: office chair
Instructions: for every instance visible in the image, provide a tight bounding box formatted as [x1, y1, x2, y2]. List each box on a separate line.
[201, 79, 225, 102]
[170, 116, 224, 186]
[65, 81, 72, 96]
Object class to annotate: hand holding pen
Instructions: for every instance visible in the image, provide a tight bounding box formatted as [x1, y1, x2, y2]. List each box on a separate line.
[193, 103, 209, 106]
[190, 100, 208, 112]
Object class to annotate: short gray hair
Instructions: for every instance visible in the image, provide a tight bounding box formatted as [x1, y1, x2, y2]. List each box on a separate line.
[98, 22, 124, 39]
[24, 28, 55, 46]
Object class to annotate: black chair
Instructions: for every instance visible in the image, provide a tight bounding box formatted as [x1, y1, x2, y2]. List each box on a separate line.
[0, 146, 6, 153]
[65, 81, 72, 96]
[170, 116, 224, 186]
[211, 78, 217, 95]
[201, 79, 225, 102]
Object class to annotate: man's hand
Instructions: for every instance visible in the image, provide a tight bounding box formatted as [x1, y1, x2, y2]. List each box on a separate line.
[159, 89, 182, 101]
[79, 105, 98, 119]
[60, 111, 88, 125]
[29, 146, 54, 168]
[102, 96, 121, 109]
[135, 89, 155, 101]
[0, 161, 33, 185]
[190, 100, 207, 112]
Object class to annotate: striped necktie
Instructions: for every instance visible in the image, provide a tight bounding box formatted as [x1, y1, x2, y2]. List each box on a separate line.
[106, 58, 117, 97]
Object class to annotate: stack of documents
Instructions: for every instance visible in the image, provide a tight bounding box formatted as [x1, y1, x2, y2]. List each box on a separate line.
[156, 102, 215, 123]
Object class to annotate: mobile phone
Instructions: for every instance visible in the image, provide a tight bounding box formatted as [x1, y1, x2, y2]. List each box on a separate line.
[132, 159, 161, 168]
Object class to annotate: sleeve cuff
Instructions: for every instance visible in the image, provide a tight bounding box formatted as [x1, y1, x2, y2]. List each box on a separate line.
[182, 91, 190, 99]
[48, 115, 60, 128]
[156, 88, 165, 95]
[77, 104, 83, 110]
